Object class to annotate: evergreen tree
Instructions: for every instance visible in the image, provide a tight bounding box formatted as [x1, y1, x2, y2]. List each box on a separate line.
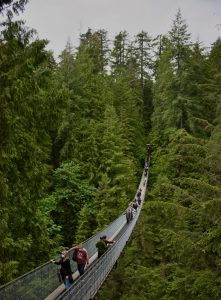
[208, 38, 221, 74]
[0, 20, 58, 282]
[133, 31, 152, 85]
[152, 11, 215, 141]
[151, 10, 193, 137]
[48, 162, 95, 246]
[111, 31, 129, 75]
[133, 31, 153, 129]
[57, 39, 75, 88]
[168, 8, 191, 73]
[80, 28, 110, 74]
[94, 104, 137, 228]
[207, 38, 221, 187]
[0, 0, 28, 18]
[111, 71, 146, 162]
[55, 33, 108, 176]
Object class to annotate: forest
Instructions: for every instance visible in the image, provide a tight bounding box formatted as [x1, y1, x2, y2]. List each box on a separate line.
[1, 1, 221, 299]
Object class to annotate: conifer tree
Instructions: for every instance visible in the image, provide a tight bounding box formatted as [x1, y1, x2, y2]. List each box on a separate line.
[207, 38, 221, 186]
[48, 162, 95, 246]
[111, 70, 146, 161]
[152, 10, 214, 141]
[56, 32, 108, 176]
[133, 31, 152, 85]
[132, 31, 153, 129]
[111, 31, 129, 75]
[57, 39, 75, 88]
[0, 19, 58, 282]
[94, 104, 137, 228]
[80, 28, 109, 74]
[168, 8, 191, 73]
[0, 0, 28, 17]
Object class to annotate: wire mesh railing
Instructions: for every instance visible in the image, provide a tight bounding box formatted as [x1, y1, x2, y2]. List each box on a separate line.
[57, 174, 146, 300]
[0, 215, 127, 300]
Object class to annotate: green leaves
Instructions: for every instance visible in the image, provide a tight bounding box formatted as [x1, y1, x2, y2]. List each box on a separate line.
[0, 19, 58, 282]
[48, 162, 95, 246]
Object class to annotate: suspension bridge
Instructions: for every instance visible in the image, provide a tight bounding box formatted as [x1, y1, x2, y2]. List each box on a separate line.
[0, 157, 150, 300]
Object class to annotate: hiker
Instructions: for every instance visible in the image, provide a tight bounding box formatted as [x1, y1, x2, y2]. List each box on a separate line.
[67, 244, 89, 276]
[144, 165, 148, 176]
[137, 196, 142, 205]
[125, 206, 133, 223]
[143, 178, 146, 186]
[51, 250, 74, 289]
[96, 235, 115, 258]
[137, 188, 142, 198]
[133, 201, 138, 212]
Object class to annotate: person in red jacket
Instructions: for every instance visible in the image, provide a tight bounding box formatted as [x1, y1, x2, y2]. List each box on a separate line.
[68, 244, 89, 276]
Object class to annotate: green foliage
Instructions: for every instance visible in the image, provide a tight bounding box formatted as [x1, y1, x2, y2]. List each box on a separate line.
[111, 31, 129, 71]
[93, 104, 138, 229]
[0, 19, 59, 283]
[75, 201, 98, 242]
[209, 38, 221, 74]
[49, 162, 95, 246]
[53, 32, 146, 238]
[111, 70, 146, 160]
[3, 8, 221, 298]
[152, 11, 215, 141]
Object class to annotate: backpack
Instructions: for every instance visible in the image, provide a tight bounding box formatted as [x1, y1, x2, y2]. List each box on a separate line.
[72, 249, 78, 261]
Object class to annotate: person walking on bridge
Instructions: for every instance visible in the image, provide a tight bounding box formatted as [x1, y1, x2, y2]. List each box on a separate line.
[137, 195, 142, 205]
[67, 244, 89, 276]
[96, 235, 115, 258]
[137, 188, 142, 198]
[133, 200, 138, 212]
[125, 206, 133, 223]
[144, 165, 149, 177]
[51, 250, 74, 289]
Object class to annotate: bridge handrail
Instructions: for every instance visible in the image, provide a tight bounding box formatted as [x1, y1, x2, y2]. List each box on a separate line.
[0, 214, 128, 300]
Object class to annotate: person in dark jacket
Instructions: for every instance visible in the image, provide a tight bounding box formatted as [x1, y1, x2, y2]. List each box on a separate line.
[137, 195, 142, 205]
[51, 250, 74, 289]
[133, 201, 138, 212]
[144, 165, 149, 176]
[125, 206, 133, 223]
[137, 188, 142, 198]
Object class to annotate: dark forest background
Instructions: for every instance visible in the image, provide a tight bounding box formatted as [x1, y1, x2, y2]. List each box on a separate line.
[1, 2, 221, 298]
